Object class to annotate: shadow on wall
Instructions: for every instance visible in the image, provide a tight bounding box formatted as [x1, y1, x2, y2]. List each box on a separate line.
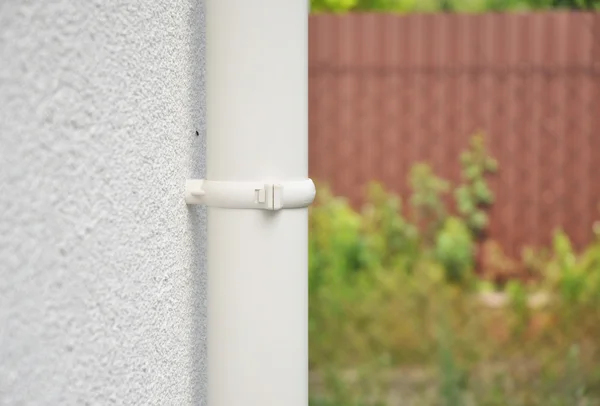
[187, 0, 207, 404]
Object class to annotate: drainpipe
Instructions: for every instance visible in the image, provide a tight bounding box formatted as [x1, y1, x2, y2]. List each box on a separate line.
[186, 1, 312, 405]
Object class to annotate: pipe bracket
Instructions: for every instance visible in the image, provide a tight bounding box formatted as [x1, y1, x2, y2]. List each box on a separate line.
[185, 178, 316, 210]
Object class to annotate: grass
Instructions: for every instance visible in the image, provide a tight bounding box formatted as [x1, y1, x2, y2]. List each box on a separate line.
[309, 215, 600, 405]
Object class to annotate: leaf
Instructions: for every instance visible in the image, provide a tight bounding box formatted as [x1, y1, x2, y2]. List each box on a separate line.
[468, 211, 488, 232]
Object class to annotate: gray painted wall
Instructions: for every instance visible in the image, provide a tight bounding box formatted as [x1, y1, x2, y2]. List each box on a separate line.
[0, 1, 207, 404]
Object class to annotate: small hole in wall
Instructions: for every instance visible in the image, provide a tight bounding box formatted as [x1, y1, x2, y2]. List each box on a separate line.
[195, 131, 199, 136]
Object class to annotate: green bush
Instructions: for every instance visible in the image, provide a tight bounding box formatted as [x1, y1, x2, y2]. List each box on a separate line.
[409, 163, 450, 246]
[309, 134, 600, 406]
[454, 133, 498, 239]
[546, 228, 600, 305]
[310, 135, 497, 287]
[362, 182, 420, 271]
[310, 0, 600, 12]
[434, 216, 475, 284]
[309, 184, 364, 293]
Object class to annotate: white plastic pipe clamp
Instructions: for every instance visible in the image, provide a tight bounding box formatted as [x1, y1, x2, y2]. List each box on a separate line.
[185, 178, 316, 210]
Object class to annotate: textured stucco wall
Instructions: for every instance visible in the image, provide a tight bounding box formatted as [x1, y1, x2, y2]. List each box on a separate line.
[0, 1, 207, 404]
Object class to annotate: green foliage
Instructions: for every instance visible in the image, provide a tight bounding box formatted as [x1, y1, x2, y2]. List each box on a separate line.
[311, 0, 441, 12]
[434, 217, 475, 284]
[563, 344, 587, 404]
[551, 229, 582, 303]
[409, 163, 450, 245]
[309, 182, 421, 293]
[310, 0, 600, 12]
[312, 357, 390, 406]
[310, 134, 497, 286]
[309, 184, 363, 287]
[437, 317, 467, 406]
[311, 0, 359, 12]
[362, 182, 420, 270]
[455, 133, 498, 238]
[309, 134, 600, 405]
[505, 279, 531, 337]
[547, 228, 600, 305]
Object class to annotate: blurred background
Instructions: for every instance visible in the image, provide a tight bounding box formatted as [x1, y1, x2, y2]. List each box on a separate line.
[307, 1, 600, 405]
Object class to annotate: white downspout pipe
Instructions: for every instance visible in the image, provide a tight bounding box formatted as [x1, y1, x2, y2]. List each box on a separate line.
[187, 1, 311, 405]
